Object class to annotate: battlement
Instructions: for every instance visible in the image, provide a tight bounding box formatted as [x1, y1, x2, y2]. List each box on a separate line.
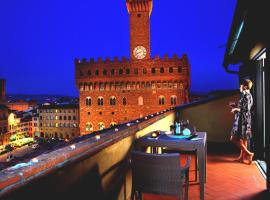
[126, 0, 153, 15]
[75, 54, 187, 65]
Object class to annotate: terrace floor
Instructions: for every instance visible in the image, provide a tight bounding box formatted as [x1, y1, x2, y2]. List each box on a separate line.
[143, 144, 268, 200]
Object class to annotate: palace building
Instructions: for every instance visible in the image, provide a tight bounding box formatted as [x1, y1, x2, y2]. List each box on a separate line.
[75, 0, 191, 134]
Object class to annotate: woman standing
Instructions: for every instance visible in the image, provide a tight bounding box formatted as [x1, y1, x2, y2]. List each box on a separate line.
[230, 79, 254, 164]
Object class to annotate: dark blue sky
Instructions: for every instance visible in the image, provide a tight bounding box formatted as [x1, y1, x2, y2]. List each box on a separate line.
[0, 0, 238, 96]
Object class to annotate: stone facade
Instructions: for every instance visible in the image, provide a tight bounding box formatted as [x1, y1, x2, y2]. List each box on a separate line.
[75, 0, 190, 134]
[37, 104, 80, 140]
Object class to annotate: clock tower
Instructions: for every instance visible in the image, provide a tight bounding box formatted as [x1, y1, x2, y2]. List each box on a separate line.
[126, 0, 152, 61]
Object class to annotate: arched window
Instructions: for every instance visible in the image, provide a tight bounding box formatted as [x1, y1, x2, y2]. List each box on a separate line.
[95, 69, 99, 75]
[103, 69, 107, 75]
[170, 96, 177, 105]
[86, 97, 91, 106]
[123, 97, 127, 105]
[119, 69, 123, 75]
[160, 67, 164, 73]
[110, 122, 117, 127]
[98, 97, 104, 106]
[98, 122, 105, 130]
[111, 69, 115, 75]
[143, 68, 147, 74]
[86, 122, 93, 131]
[110, 96, 116, 105]
[178, 66, 182, 73]
[126, 68, 130, 74]
[169, 67, 173, 73]
[159, 96, 165, 105]
[138, 96, 143, 105]
[87, 70, 91, 76]
[151, 67, 156, 74]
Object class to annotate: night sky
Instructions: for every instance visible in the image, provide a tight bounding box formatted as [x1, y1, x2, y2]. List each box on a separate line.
[0, 0, 238, 96]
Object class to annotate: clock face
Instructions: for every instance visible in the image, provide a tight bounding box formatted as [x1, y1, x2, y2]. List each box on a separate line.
[133, 46, 147, 59]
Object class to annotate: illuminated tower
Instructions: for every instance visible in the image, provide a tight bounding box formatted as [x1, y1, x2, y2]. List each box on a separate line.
[126, 0, 152, 61]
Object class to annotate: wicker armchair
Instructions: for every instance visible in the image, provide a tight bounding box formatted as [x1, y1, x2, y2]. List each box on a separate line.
[131, 151, 190, 200]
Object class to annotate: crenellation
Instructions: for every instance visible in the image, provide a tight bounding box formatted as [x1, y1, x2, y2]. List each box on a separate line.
[98, 57, 103, 63]
[113, 57, 119, 62]
[121, 56, 127, 62]
[105, 57, 110, 63]
[90, 58, 95, 63]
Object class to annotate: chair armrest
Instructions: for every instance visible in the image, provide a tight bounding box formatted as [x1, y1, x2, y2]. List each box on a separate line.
[181, 155, 191, 171]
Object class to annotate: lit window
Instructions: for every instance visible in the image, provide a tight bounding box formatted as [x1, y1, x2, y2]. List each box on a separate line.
[110, 122, 117, 127]
[86, 122, 93, 131]
[110, 96, 116, 105]
[159, 96, 165, 105]
[55, 116, 58, 120]
[98, 122, 105, 130]
[170, 96, 177, 105]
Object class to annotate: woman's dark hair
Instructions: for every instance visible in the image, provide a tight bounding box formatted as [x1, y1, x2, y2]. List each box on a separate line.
[241, 79, 253, 90]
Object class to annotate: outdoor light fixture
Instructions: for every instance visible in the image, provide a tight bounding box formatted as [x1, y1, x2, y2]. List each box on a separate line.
[151, 114, 153, 117]
[70, 144, 76, 150]
[31, 158, 39, 163]
[95, 135, 101, 140]
[145, 117, 148, 119]
[126, 123, 131, 126]
[136, 120, 139, 123]
[115, 128, 119, 132]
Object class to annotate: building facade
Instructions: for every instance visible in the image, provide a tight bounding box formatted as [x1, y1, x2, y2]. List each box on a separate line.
[75, 0, 191, 134]
[37, 104, 79, 140]
[0, 104, 8, 145]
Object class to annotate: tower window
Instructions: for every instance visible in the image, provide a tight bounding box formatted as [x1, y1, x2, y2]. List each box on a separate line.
[103, 69, 107, 75]
[160, 67, 164, 73]
[88, 112, 90, 116]
[98, 97, 104, 106]
[86, 97, 91, 106]
[110, 96, 116, 105]
[151, 68, 156, 74]
[95, 69, 99, 75]
[169, 67, 173, 73]
[123, 97, 127, 105]
[87, 70, 91, 76]
[170, 96, 177, 105]
[119, 69, 123, 75]
[159, 96, 165, 105]
[126, 68, 130, 75]
[143, 68, 147, 74]
[178, 66, 182, 73]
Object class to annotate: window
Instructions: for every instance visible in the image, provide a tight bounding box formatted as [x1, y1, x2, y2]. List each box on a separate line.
[170, 96, 177, 105]
[143, 68, 147, 74]
[126, 68, 130, 75]
[68, 116, 71, 120]
[134, 68, 138, 74]
[138, 96, 143, 105]
[80, 71, 84, 76]
[178, 66, 182, 73]
[103, 69, 107, 75]
[110, 96, 116, 105]
[151, 68, 156, 74]
[59, 116, 62, 120]
[98, 122, 105, 130]
[160, 67, 164, 73]
[86, 97, 91, 106]
[98, 97, 104, 106]
[39, 116, 42, 120]
[123, 97, 127, 105]
[95, 69, 99, 75]
[111, 69, 115, 75]
[169, 67, 173, 73]
[73, 116, 76, 120]
[88, 112, 90, 116]
[159, 96, 165, 105]
[64, 116, 67, 120]
[119, 69, 123, 75]
[87, 70, 91, 76]
[86, 122, 93, 131]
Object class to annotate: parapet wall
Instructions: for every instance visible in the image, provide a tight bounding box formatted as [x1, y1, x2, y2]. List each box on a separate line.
[75, 54, 189, 65]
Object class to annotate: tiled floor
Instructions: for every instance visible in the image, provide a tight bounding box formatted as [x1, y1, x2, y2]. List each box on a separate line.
[142, 151, 268, 200]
